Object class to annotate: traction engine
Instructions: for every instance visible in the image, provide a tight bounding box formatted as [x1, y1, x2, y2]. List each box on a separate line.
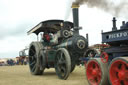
[85, 17, 128, 85]
[27, 4, 88, 80]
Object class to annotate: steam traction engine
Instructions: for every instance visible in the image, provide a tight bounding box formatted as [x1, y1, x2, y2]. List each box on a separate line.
[85, 18, 128, 85]
[27, 5, 88, 80]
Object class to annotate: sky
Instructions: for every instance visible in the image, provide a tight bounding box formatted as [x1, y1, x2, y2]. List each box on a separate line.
[0, 0, 127, 58]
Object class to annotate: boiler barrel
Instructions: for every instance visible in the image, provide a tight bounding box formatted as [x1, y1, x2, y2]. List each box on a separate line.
[55, 35, 88, 53]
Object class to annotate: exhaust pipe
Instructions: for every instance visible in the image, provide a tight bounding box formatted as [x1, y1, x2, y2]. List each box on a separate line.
[72, 4, 80, 35]
[112, 17, 117, 31]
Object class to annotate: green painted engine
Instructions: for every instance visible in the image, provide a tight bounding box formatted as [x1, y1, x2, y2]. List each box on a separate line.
[27, 4, 88, 80]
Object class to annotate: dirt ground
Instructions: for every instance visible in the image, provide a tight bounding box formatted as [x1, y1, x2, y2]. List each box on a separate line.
[0, 65, 89, 85]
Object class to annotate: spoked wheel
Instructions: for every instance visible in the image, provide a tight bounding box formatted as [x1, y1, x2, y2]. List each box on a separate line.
[84, 48, 100, 58]
[69, 52, 76, 73]
[100, 52, 109, 63]
[55, 48, 71, 80]
[28, 42, 45, 75]
[86, 58, 109, 85]
[109, 57, 128, 85]
[70, 63, 76, 73]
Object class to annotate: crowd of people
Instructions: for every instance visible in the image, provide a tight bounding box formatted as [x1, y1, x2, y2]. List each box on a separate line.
[0, 57, 28, 66]
[16, 57, 28, 65]
[6, 59, 16, 66]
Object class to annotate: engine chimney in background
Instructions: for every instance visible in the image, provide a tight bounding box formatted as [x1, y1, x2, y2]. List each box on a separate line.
[72, 4, 80, 35]
[112, 17, 117, 31]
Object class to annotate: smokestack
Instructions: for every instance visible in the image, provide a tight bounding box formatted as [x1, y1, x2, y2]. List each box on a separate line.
[120, 21, 125, 30]
[112, 17, 117, 31]
[72, 4, 80, 35]
[122, 21, 125, 26]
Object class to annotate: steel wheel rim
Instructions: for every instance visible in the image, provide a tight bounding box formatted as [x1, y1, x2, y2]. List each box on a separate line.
[56, 50, 67, 78]
[109, 60, 128, 85]
[29, 45, 37, 72]
[86, 60, 102, 85]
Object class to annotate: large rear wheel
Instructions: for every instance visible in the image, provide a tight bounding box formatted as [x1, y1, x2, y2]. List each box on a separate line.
[28, 42, 45, 75]
[85, 58, 109, 85]
[109, 57, 128, 85]
[70, 63, 76, 73]
[55, 48, 71, 80]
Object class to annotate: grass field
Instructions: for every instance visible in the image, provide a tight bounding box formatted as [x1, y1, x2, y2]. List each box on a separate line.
[0, 65, 89, 85]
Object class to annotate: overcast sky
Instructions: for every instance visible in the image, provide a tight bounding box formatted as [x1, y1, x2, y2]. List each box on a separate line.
[0, 0, 127, 58]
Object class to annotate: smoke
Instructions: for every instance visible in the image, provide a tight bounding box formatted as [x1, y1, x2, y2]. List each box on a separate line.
[64, 0, 75, 21]
[73, 0, 128, 18]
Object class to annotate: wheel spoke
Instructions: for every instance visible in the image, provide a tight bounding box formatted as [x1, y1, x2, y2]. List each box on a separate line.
[60, 53, 64, 61]
[32, 64, 36, 72]
[98, 72, 101, 76]
[112, 79, 121, 85]
[61, 66, 66, 73]
[57, 52, 66, 65]
[58, 66, 66, 77]
[57, 55, 60, 61]
[88, 76, 95, 83]
[62, 60, 66, 64]
[121, 64, 126, 71]
[60, 67, 65, 77]
[30, 49, 35, 55]
[33, 54, 36, 58]
[30, 61, 36, 66]
[57, 65, 61, 72]
[95, 64, 99, 70]
[60, 52, 63, 58]
[29, 56, 33, 60]
[94, 64, 100, 72]
[88, 66, 93, 71]
[97, 75, 101, 81]
[104, 56, 108, 59]
[94, 76, 99, 83]
[57, 52, 61, 60]
[114, 67, 120, 72]
[88, 76, 94, 80]
[57, 60, 61, 66]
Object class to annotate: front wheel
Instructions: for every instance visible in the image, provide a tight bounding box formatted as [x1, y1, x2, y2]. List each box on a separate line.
[55, 48, 71, 80]
[28, 42, 45, 75]
[85, 58, 109, 85]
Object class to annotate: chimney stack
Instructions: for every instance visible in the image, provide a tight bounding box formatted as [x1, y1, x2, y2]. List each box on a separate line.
[112, 17, 117, 31]
[72, 4, 80, 35]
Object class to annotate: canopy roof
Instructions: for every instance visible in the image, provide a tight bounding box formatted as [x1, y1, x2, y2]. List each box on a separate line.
[27, 20, 73, 35]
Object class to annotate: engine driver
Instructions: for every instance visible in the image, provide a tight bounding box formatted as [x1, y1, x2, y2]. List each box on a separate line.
[43, 32, 50, 42]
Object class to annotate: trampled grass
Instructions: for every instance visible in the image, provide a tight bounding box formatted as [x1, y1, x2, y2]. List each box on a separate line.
[0, 65, 89, 85]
